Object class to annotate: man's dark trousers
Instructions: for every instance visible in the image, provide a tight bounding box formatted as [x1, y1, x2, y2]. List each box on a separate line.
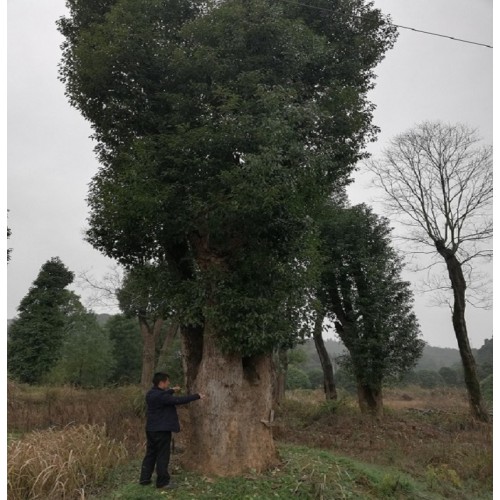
[139, 431, 172, 487]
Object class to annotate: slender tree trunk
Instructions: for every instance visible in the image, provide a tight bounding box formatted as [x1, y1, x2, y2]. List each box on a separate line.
[442, 252, 489, 422]
[313, 311, 337, 400]
[356, 379, 383, 417]
[180, 325, 278, 476]
[156, 321, 179, 371]
[139, 317, 164, 392]
[272, 348, 287, 405]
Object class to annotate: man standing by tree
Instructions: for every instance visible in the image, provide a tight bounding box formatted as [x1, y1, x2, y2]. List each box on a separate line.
[58, 0, 397, 473]
[140, 372, 205, 490]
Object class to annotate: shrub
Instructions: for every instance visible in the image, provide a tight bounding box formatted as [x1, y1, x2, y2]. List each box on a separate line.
[7, 424, 127, 500]
[286, 366, 311, 390]
[306, 368, 325, 389]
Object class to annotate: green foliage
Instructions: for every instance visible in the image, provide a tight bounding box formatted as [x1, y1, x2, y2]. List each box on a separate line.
[287, 347, 308, 367]
[7, 257, 78, 384]
[155, 334, 184, 386]
[286, 366, 311, 390]
[58, 0, 397, 357]
[414, 370, 444, 389]
[438, 366, 460, 386]
[317, 203, 425, 391]
[334, 363, 358, 393]
[46, 312, 115, 388]
[117, 264, 176, 322]
[106, 315, 142, 385]
[306, 368, 324, 389]
[480, 374, 493, 406]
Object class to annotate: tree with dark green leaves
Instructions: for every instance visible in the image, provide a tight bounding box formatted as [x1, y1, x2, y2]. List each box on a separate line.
[58, 0, 396, 474]
[116, 264, 178, 390]
[7, 257, 78, 383]
[106, 314, 143, 385]
[317, 203, 424, 415]
[46, 310, 115, 387]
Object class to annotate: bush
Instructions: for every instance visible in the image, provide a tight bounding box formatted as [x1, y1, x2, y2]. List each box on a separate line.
[8, 424, 127, 500]
[286, 366, 311, 390]
[306, 368, 325, 389]
[415, 370, 444, 389]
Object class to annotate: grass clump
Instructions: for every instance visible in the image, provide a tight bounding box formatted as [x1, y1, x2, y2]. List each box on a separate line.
[8, 424, 128, 500]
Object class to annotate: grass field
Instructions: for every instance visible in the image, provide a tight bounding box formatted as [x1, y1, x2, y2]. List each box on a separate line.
[7, 383, 493, 499]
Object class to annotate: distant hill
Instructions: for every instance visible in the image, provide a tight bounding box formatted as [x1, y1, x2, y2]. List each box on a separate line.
[297, 337, 492, 373]
[415, 344, 461, 370]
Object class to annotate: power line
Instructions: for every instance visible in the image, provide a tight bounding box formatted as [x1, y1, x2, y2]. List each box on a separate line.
[386, 24, 491, 49]
[279, 0, 493, 49]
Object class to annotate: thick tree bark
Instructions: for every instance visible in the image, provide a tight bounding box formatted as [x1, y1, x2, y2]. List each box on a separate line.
[313, 311, 337, 400]
[139, 316, 164, 392]
[440, 250, 489, 422]
[356, 380, 383, 417]
[180, 326, 278, 476]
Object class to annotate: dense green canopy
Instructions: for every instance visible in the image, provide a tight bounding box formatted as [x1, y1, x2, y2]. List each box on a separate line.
[317, 203, 424, 388]
[58, 0, 397, 355]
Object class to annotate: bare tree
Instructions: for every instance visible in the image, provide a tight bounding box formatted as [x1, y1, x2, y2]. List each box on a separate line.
[368, 121, 492, 422]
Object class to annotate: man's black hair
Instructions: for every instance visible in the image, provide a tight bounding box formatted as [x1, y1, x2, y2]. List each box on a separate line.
[152, 372, 169, 386]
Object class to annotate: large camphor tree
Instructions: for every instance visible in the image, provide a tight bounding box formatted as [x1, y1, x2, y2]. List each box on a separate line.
[58, 0, 396, 474]
[367, 121, 492, 422]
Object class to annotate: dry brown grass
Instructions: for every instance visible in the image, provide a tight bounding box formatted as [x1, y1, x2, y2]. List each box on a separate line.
[7, 381, 146, 457]
[8, 382, 492, 498]
[275, 387, 492, 497]
[7, 424, 128, 500]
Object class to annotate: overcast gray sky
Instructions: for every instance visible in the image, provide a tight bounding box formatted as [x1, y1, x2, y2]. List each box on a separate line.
[6, 0, 493, 349]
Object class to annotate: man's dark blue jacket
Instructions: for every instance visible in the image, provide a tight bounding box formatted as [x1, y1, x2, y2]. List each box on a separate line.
[145, 386, 200, 432]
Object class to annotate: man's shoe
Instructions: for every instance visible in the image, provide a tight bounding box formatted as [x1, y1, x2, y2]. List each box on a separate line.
[158, 482, 177, 490]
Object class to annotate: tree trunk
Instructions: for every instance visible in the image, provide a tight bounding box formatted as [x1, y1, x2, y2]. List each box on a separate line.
[356, 380, 383, 417]
[156, 321, 179, 372]
[442, 252, 489, 422]
[180, 326, 278, 476]
[139, 317, 164, 392]
[313, 311, 337, 400]
[272, 348, 288, 406]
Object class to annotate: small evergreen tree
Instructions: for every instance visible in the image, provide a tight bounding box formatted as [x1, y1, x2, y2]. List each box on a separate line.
[8, 257, 77, 383]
